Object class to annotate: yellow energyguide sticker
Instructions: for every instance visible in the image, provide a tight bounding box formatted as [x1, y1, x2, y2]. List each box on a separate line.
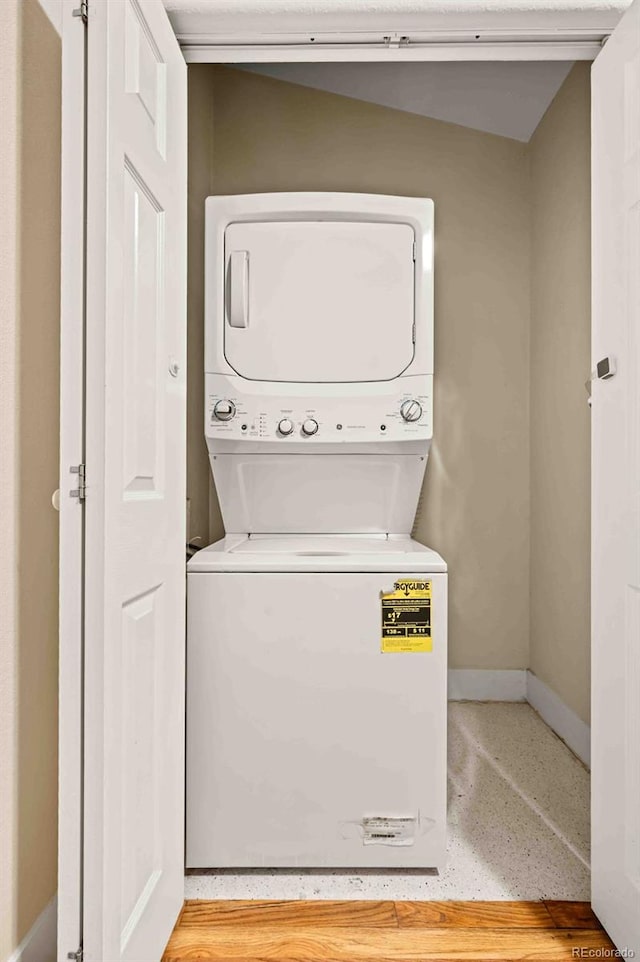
[381, 579, 432, 653]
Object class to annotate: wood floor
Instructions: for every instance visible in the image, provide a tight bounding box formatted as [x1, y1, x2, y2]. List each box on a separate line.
[162, 899, 615, 961]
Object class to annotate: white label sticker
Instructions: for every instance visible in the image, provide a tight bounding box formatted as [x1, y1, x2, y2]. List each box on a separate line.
[362, 816, 416, 846]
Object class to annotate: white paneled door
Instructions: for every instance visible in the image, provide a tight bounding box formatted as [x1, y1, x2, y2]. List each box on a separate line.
[80, 0, 187, 959]
[591, 0, 640, 955]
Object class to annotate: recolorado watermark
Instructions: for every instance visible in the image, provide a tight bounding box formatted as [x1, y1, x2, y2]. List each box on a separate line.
[572, 950, 635, 959]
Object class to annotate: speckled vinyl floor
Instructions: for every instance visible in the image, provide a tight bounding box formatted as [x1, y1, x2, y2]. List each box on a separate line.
[185, 702, 590, 901]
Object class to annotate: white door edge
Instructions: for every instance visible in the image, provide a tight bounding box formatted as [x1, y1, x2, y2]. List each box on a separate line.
[590, 0, 640, 952]
[57, 2, 86, 960]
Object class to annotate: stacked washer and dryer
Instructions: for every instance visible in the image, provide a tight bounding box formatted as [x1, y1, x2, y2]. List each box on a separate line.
[187, 192, 448, 870]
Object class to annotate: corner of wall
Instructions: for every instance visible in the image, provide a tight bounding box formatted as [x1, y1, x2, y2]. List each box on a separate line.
[527, 63, 592, 727]
[525, 123, 534, 681]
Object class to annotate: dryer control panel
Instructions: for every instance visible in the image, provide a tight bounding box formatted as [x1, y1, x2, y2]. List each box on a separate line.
[205, 374, 433, 444]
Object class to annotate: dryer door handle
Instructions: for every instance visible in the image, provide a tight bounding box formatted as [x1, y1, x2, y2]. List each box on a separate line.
[227, 250, 249, 329]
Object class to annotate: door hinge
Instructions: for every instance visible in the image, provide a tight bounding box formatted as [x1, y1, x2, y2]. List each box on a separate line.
[67, 949, 83, 962]
[70, 464, 86, 501]
[72, 0, 88, 25]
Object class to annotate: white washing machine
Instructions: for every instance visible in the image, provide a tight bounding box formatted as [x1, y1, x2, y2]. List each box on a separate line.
[187, 192, 447, 870]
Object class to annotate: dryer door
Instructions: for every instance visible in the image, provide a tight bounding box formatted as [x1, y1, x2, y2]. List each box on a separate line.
[223, 220, 415, 382]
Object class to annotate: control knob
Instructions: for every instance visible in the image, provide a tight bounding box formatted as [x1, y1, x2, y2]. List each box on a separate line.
[400, 399, 422, 423]
[213, 399, 236, 421]
[301, 418, 319, 436]
[278, 418, 294, 436]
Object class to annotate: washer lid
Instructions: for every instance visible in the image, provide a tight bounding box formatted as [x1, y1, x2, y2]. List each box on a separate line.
[231, 535, 415, 554]
[223, 220, 415, 383]
[187, 535, 447, 573]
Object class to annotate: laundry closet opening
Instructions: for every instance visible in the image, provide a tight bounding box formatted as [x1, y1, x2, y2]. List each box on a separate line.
[184, 61, 591, 900]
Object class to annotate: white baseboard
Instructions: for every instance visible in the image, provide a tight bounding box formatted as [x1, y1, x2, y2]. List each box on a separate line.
[526, 671, 591, 768]
[448, 668, 527, 702]
[6, 896, 56, 962]
[448, 668, 591, 767]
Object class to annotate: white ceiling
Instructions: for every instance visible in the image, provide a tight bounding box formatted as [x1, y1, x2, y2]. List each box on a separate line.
[239, 61, 574, 141]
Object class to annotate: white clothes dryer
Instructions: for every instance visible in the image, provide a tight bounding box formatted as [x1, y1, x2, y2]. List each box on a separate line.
[187, 192, 447, 869]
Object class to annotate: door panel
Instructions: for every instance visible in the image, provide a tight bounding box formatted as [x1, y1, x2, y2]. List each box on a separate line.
[83, 1, 187, 960]
[591, 0, 640, 954]
[224, 221, 416, 382]
[122, 162, 165, 495]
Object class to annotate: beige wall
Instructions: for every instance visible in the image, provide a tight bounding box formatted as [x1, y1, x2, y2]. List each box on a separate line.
[529, 64, 592, 724]
[191, 66, 532, 670]
[0, 0, 61, 956]
[187, 66, 221, 547]
[0, 2, 21, 956]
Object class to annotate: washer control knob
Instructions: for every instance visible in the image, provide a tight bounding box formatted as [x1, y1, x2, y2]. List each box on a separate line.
[213, 399, 236, 421]
[278, 418, 294, 436]
[400, 399, 422, 423]
[301, 418, 319, 436]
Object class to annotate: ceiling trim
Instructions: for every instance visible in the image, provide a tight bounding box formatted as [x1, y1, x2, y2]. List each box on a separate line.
[180, 35, 604, 64]
[166, 0, 629, 61]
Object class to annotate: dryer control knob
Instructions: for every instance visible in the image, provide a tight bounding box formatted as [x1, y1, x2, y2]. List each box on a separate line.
[301, 418, 319, 436]
[278, 418, 294, 436]
[400, 399, 422, 423]
[213, 399, 236, 421]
